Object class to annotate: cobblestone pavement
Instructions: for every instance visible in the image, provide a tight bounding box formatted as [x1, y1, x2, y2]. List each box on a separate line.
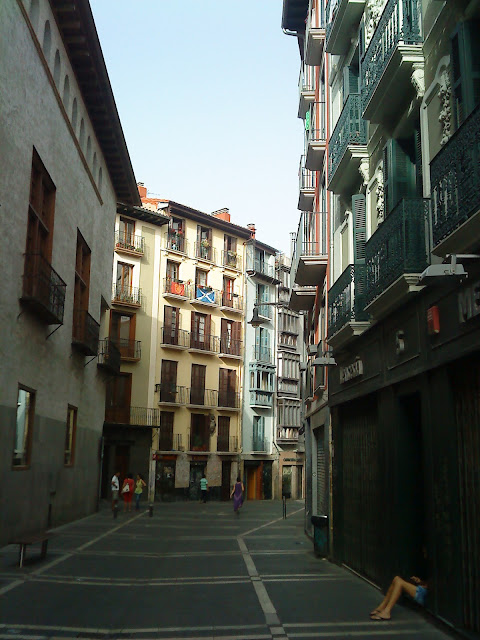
[0, 500, 455, 639]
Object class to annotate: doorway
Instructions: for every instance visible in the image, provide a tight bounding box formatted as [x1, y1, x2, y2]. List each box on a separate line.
[156, 461, 176, 501]
[246, 463, 263, 500]
[189, 462, 206, 500]
[221, 461, 231, 501]
[115, 444, 130, 485]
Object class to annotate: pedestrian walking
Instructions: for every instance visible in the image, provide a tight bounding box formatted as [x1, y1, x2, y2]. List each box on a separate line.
[134, 473, 146, 511]
[111, 471, 120, 512]
[121, 472, 135, 512]
[200, 473, 208, 503]
[230, 476, 244, 515]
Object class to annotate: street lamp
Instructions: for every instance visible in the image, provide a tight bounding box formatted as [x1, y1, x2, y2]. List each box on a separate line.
[248, 301, 283, 327]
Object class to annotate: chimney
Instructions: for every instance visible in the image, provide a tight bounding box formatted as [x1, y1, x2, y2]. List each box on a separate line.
[247, 223, 256, 239]
[212, 207, 230, 222]
[137, 182, 147, 199]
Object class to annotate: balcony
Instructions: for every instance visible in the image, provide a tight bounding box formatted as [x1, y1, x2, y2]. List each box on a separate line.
[365, 198, 429, 319]
[112, 338, 141, 361]
[289, 285, 317, 311]
[251, 436, 269, 453]
[430, 104, 480, 256]
[160, 327, 190, 349]
[187, 387, 217, 408]
[72, 309, 100, 356]
[246, 256, 280, 284]
[165, 230, 188, 255]
[327, 264, 369, 350]
[361, 0, 423, 125]
[256, 301, 273, 320]
[219, 337, 243, 359]
[105, 406, 161, 427]
[194, 241, 217, 264]
[218, 391, 241, 411]
[112, 284, 142, 308]
[189, 332, 220, 354]
[250, 390, 274, 408]
[114, 230, 145, 256]
[306, 102, 327, 171]
[97, 338, 120, 374]
[21, 253, 66, 325]
[304, 2, 326, 65]
[325, 0, 365, 55]
[163, 277, 189, 301]
[158, 433, 184, 452]
[291, 211, 328, 286]
[156, 384, 186, 406]
[221, 249, 241, 270]
[277, 427, 300, 443]
[189, 285, 220, 307]
[298, 155, 315, 212]
[220, 291, 244, 314]
[252, 345, 273, 363]
[217, 435, 238, 454]
[298, 64, 315, 120]
[328, 94, 367, 195]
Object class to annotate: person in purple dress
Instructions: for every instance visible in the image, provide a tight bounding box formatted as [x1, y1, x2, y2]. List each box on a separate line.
[230, 477, 244, 515]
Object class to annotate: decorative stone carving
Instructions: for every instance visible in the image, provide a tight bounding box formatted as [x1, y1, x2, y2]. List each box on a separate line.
[411, 64, 425, 99]
[359, 159, 370, 186]
[376, 166, 384, 224]
[365, 0, 386, 49]
[438, 70, 452, 146]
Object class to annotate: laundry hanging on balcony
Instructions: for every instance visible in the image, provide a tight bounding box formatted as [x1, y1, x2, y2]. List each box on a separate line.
[196, 286, 215, 304]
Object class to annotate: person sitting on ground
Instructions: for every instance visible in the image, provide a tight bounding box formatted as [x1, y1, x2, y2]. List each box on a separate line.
[370, 574, 428, 621]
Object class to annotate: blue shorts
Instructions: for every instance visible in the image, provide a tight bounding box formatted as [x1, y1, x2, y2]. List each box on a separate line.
[414, 585, 427, 606]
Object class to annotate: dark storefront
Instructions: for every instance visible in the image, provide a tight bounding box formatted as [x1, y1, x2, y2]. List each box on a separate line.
[329, 270, 480, 635]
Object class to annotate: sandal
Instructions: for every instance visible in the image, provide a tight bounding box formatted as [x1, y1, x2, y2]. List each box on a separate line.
[371, 614, 391, 622]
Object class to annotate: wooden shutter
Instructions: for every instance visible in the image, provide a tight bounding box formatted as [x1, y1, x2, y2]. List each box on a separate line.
[352, 195, 366, 264]
[205, 314, 211, 350]
[233, 321, 241, 356]
[219, 369, 228, 406]
[414, 129, 423, 198]
[191, 364, 205, 405]
[161, 360, 177, 402]
[451, 21, 480, 129]
[383, 139, 415, 215]
[160, 412, 174, 450]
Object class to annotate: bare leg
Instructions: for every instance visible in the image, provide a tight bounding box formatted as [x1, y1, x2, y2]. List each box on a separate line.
[373, 576, 417, 620]
[371, 579, 396, 615]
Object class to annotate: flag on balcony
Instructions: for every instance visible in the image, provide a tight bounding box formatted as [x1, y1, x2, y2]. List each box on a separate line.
[196, 287, 215, 303]
[171, 281, 185, 296]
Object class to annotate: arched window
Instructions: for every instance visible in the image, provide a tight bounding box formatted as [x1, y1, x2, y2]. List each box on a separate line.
[93, 152, 97, 175]
[71, 98, 78, 131]
[98, 167, 103, 192]
[42, 21, 52, 61]
[53, 51, 61, 86]
[29, 0, 39, 30]
[86, 136, 92, 162]
[79, 119, 85, 148]
[63, 76, 70, 109]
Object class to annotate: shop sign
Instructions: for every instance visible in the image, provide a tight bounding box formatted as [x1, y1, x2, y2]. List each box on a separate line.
[458, 280, 480, 323]
[340, 359, 363, 383]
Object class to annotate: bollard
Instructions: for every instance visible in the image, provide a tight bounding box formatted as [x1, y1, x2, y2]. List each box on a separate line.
[113, 504, 118, 519]
[148, 504, 154, 517]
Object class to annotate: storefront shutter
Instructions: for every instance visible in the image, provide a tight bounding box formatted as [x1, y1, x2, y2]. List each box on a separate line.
[316, 427, 326, 515]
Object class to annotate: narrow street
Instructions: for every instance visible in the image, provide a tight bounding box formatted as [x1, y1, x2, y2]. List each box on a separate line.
[0, 502, 453, 640]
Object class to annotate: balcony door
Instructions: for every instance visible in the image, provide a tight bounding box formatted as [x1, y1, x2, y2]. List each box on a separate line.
[191, 364, 206, 405]
[164, 305, 179, 345]
[191, 312, 210, 350]
[116, 262, 132, 293]
[106, 373, 131, 424]
[161, 360, 178, 403]
[190, 413, 209, 451]
[110, 311, 135, 358]
[159, 411, 174, 450]
[219, 369, 236, 407]
[223, 276, 234, 306]
[218, 416, 230, 451]
[119, 216, 135, 243]
[253, 415, 265, 450]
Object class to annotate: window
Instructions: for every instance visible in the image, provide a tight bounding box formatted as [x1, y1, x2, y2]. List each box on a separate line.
[53, 50, 61, 86]
[191, 312, 211, 350]
[163, 305, 179, 344]
[42, 21, 51, 60]
[72, 231, 91, 340]
[110, 311, 135, 358]
[71, 98, 78, 131]
[13, 386, 35, 467]
[195, 269, 208, 288]
[63, 75, 70, 109]
[196, 225, 212, 260]
[223, 276, 235, 306]
[223, 235, 237, 266]
[168, 217, 185, 252]
[159, 412, 174, 450]
[160, 360, 178, 402]
[219, 369, 237, 407]
[116, 262, 132, 292]
[451, 21, 480, 129]
[220, 318, 241, 355]
[65, 405, 77, 465]
[190, 364, 206, 404]
[217, 416, 231, 451]
[253, 416, 265, 450]
[166, 259, 179, 283]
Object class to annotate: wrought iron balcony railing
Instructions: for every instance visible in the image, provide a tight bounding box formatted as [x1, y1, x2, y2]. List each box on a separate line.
[189, 332, 220, 353]
[252, 346, 273, 363]
[250, 390, 274, 407]
[293, 211, 328, 259]
[299, 154, 315, 192]
[97, 338, 121, 374]
[190, 285, 220, 305]
[163, 277, 189, 298]
[252, 436, 269, 452]
[165, 230, 188, 254]
[218, 391, 240, 409]
[430, 104, 480, 249]
[365, 198, 429, 306]
[246, 256, 276, 280]
[221, 249, 241, 270]
[158, 433, 183, 452]
[105, 406, 161, 427]
[111, 338, 141, 361]
[190, 431, 210, 452]
[194, 241, 217, 263]
[308, 101, 327, 145]
[187, 387, 218, 407]
[161, 326, 190, 348]
[156, 383, 186, 404]
[219, 337, 243, 357]
[361, 0, 423, 114]
[112, 283, 142, 306]
[21, 253, 67, 325]
[221, 291, 243, 310]
[328, 264, 368, 337]
[217, 435, 238, 453]
[329, 94, 367, 180]
[72, 308, 100, 356]
[115, 230, 145, 255]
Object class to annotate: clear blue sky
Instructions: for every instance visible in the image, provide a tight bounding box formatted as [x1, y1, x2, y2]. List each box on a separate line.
[90, 0, 304, 255]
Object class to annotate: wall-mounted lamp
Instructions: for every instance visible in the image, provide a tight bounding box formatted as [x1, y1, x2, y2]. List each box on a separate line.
[419, 254, 476, 285]
[248, 301, 283, 327]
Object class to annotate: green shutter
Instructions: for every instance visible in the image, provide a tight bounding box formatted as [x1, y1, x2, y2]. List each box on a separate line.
[343, 66, 359, 103]
[358, 19, 365, 61]
[352, 194, 366, 264]
[383, 139, 416, 215]
[414, 128, 423, 198]
[451, 21, 480, 128]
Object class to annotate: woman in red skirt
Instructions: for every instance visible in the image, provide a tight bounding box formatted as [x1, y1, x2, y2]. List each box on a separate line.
[121, 472, 135, 512]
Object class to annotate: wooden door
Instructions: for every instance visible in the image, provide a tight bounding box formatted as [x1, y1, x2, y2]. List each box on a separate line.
[191, 364, 205, 405]
[106, 373, 131, 423]
[161, 360, 177, 402]
[164, 306, 179, 345]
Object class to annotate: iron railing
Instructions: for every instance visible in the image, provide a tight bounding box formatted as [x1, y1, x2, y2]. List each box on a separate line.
[194, 241, 217, 263]
[328, 264, 368, 337]
[252, 436, 269, 452]
[430, 104, 480, 248]
[365, 198, 429, 306]
[190, 332, 220, 353]
[112, 283, 142, 306]
[219, 337, 243, 357]
[22, 253, 66, 325]
[72, 309, 100, 356]
[221, 291, 243, 310]
[252, 346, 273, 362]
[105, 406, 161, 426]
[165, 230, 188, 254]
[329, 94, 367, 180]
[158, 433, 183, 451]
[163, 277, 188, 298]
[294, 211, 328, 259]
[190, 285, 220, 305]
[97, 338, 120, 374]
[221, 249, 241, 270]
[217, 435, 238, 452]
[277, 427, 300, 441]
[246, 256, 276, 279]
[218, 391, 240, 409]
[161, 327, 190, 348]
[115, 230, 145, 254]
[187, 387, 218, 407]
[299, 62, 315, 97]
[189, 431, 210, 452]
[157, 384, 185, 404]
[299, 154, 315, 192]
[111, 338, 141, 360]
[250, 390, 274, 407]
[361, 0, 423, 113]
[307, 101, 327, 145]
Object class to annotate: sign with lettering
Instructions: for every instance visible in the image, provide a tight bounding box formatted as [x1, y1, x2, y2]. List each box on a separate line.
[458, 280, 480, 323]
[340, 359, 364, 383]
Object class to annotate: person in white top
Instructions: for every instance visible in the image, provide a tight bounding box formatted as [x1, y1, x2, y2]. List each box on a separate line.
[111, 471, 120, 511]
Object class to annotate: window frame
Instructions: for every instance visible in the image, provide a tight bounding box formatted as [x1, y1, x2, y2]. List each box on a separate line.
[64, 405, 77, 466]
[13, 385, 36, 469]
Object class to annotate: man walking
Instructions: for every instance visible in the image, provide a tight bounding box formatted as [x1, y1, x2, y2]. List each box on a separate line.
[200, 473, 208, 504]
[111, 471, 120, 511]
